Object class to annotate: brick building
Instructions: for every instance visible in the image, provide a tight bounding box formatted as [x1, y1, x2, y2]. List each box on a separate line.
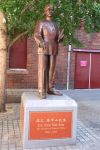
[6, 37, 68, 102]
[1, 24, 100, 103]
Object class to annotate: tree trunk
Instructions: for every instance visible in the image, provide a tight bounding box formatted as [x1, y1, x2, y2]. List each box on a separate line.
[0, 11, 7, 112]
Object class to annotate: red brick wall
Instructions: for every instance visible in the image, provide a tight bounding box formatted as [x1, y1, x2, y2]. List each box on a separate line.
[6, 37, 38, 89]
[6, 28, 100, 90]
[6, 37, 68, 89]
[55, 44, 67, 88]
[69, 51, 75, 89]
[75, 29, 100, 49]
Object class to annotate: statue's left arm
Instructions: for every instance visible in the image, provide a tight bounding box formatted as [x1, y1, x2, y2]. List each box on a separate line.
[58, 28, 64, 43]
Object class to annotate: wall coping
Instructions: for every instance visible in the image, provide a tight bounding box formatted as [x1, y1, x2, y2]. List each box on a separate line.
[7, 69, 29, 74]
[73, 49, 100, 53]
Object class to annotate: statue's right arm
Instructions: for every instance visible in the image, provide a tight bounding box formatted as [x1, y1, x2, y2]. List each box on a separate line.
[34, 20, 44, 48]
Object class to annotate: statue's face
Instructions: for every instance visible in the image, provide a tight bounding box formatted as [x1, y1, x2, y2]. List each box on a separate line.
[45, 5, 54, 17]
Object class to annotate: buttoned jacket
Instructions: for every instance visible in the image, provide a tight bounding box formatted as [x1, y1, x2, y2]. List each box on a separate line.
[34, 20, 59, 55]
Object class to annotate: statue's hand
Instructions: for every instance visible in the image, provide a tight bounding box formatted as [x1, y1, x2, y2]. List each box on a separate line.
[58, 29, 64, 42]
[39, 41, 46, 50]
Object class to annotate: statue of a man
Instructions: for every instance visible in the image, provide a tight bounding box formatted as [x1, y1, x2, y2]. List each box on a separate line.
[34, 4, 64, 99]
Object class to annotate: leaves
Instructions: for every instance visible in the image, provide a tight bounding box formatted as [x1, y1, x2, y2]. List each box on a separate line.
[0, 0, 100, 46]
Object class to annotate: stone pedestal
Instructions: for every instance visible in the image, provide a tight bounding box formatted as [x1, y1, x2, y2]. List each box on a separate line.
[20, 92, 77, 149]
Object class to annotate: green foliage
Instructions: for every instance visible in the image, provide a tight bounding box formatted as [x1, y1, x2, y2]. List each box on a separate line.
[0, 0, 100, 46]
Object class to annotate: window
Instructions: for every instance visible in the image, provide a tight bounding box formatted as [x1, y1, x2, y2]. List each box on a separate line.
[9, 36, 27, 69]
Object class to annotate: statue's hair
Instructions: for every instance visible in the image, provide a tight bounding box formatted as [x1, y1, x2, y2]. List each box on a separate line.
[44, 4, 54, 13]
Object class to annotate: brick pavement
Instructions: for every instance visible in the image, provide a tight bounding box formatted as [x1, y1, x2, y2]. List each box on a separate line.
[0, 90, 100, 150]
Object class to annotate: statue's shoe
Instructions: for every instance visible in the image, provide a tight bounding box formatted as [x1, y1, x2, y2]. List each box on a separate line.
[47, 89, 62, 96]
[38, 92, 46, 99]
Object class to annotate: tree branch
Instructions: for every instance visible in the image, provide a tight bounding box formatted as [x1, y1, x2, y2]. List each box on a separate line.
[20, 0, 33, 16]
[8, 31, 28, 51]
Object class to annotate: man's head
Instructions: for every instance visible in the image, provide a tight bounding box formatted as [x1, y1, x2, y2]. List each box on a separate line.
[44, 4, 54, 17]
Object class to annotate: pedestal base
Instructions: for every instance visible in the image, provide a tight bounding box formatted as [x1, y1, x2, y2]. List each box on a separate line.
[20, 92, 77, 149]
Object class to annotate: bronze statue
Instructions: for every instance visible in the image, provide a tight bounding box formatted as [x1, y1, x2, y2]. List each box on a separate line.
[34, 4, 64, 99]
